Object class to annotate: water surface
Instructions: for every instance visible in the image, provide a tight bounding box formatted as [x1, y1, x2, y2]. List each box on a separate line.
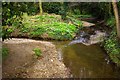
[53, 41, 120, 78]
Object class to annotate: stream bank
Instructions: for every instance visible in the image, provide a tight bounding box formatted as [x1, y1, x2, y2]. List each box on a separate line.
[2, 37, 120, 78]
[2, 38, 70, 78]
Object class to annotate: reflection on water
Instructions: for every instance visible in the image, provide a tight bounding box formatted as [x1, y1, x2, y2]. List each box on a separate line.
[52, 41, 120, 78]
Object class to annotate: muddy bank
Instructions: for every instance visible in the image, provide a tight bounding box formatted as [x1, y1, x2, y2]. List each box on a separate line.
[2, 38, 70, 78]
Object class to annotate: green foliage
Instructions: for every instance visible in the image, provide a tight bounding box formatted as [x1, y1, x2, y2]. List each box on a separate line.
[3, 13, 78, 40]
[19, 14, 77, 40]
[2, 2, 23, 25]
[106, 17, 115, 28]
[3, 2, 119, 27]
[33, 48, 42, 57]
[2, 2, 39, 26]
[2, 26, 14, 41]
[67, 16, 83, 27]
[47, 22, 77, 40]
[29, 21, 77, 40]
[35, 13, 62, 23]
[72, 9, 81, 15]
[30, 26, 46, 37]
[42, 2, 62, 14]
[104, 13, 120, 66]
[2, 47, 9, 59]
[104, 30, 120, 65]
[66, 2, 114, 19]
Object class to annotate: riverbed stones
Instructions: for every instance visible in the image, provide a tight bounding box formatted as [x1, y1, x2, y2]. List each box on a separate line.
[88, 30, 106, 44]
[69, 30, 106, 46]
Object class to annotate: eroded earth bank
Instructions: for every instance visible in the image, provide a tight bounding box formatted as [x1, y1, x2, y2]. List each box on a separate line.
[2, 38, 70, 78]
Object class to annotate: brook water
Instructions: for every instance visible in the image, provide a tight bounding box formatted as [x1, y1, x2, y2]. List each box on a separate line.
[53, 41, 120, 78]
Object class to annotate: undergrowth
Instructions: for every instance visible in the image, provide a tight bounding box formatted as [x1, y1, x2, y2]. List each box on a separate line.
[104, 17, 120, 66]
[106, 17, 115, 28]
[3, 13, 80, 40]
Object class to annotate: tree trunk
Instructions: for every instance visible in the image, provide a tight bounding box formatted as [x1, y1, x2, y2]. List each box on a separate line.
[39, 0, 43, 15]
[112, 0, 120, 39]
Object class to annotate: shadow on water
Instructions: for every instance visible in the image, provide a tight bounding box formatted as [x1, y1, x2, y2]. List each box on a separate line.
[52, 41, 120, 78]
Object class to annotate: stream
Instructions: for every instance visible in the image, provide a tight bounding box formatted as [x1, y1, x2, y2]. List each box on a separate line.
[52, 22, 120, 78]
[53, 41, 120, 78]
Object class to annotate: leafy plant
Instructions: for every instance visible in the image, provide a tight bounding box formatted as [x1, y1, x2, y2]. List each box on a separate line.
[47, 22, 77, 40]
[2, 13, 79, 40]
[106, 17, 115, 28]
[20, 14, 78, 40]
[104, 30, 120, 65]
[33, 48, 42, 58]
[2, 26, 14, 41]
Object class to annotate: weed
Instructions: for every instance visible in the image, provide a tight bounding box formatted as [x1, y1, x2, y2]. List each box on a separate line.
[33, 48, 42, 58]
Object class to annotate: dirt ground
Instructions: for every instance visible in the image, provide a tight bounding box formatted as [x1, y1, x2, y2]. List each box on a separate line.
[2, 38, 70, 78]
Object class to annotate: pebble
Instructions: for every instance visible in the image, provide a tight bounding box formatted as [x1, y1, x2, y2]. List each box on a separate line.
[51, 59, 53, 62]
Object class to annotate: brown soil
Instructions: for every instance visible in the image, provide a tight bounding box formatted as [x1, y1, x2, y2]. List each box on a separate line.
[2, 38, 70, 78]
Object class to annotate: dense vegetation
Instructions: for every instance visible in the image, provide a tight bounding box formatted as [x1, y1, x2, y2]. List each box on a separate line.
[104, 30, 120, 65]
[2, 2, 120, 66]
[2, 13, 78, 40]
[104, 17, 120, 66]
